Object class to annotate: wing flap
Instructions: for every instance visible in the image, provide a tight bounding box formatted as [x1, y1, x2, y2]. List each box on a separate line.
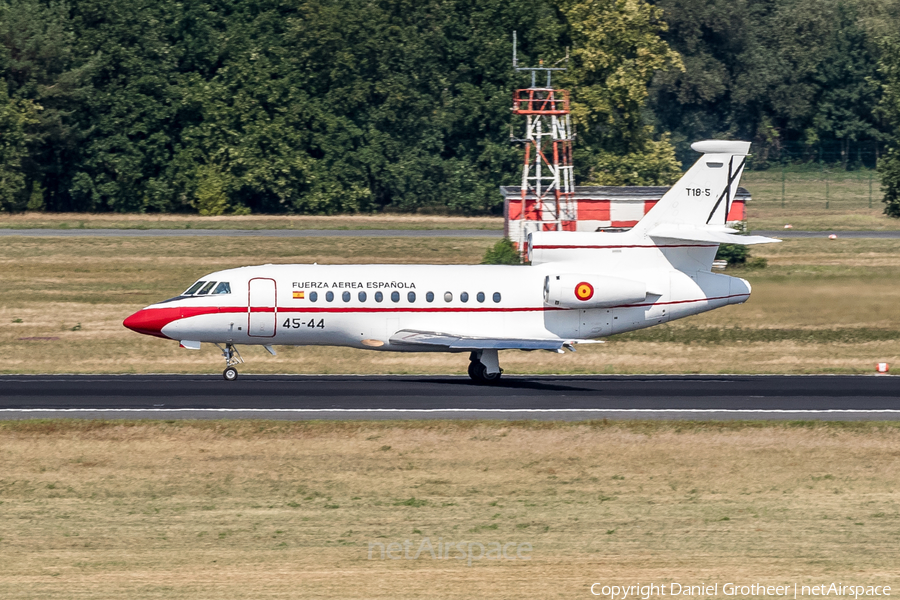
[389, 329, 569, 351]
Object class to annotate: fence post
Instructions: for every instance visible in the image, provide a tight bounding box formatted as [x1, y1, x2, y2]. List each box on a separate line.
[869, 171, 873, 209]
[823, 163, 829, 209]
[781, 163, 786, 208]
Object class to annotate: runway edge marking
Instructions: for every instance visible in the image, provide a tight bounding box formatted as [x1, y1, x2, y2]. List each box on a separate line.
[3, 409, 900, 414]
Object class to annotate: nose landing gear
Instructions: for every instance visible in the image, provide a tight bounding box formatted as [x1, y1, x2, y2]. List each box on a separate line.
[216, 343, 244, 381]
[467, 350, 502, 383]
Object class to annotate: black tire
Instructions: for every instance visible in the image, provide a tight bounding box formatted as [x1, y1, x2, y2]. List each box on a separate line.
[467, 360, 483, 381]
[468, 361, 502, 383]
[223, 367, 238, 381]
[482, 368, 502, 382]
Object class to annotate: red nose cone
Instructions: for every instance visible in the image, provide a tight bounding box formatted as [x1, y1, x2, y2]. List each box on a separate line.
[123, 307, 180, 339]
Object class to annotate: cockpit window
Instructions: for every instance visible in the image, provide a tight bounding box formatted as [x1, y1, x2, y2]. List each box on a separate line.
[196, 281, 217, 295]
[212, 282, 231, 295]
[184, 281, 206, 295]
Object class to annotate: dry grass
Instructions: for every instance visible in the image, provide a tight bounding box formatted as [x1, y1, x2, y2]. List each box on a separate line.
[2, 236, 900, 374]
[3, 170, 898, 234]
[742, 170, 899, 231]
[0, 212, 503, 230]
[0, 420, 897, 599]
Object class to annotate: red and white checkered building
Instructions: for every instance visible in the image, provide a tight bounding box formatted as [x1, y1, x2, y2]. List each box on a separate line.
[502, 185, 750, 246]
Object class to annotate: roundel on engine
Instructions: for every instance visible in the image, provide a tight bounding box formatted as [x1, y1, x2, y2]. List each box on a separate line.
[574, 281, 594, 301]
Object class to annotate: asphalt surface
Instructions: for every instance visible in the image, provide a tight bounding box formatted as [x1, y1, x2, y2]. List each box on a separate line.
[1, 374, 898, 420]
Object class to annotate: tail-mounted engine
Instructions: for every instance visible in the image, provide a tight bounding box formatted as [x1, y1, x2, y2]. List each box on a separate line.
[543, 274, 647, 309]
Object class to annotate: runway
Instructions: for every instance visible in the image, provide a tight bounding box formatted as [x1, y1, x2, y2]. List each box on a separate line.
[1, 374, 898, 420]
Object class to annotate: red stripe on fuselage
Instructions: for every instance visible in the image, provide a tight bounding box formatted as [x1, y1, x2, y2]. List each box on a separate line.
[126, 292, 750, 336]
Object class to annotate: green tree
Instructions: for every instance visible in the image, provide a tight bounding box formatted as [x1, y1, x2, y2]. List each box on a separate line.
[650, 0, 886, 164]
[877, 35, 900, 217]
[556, 0, 683, 184]
[0, 0, 95, 211]
[66, 0, 184, 212]
[587, 133, 682, 185]
[0, 87, 37, 211]
[481, 238, 522, 265]
[0, 0, 688, 214]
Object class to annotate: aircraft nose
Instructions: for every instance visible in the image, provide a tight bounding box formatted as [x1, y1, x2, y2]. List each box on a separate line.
[123, 307, 179, 339]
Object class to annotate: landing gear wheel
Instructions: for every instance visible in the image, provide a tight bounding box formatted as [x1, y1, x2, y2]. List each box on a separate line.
[467, 360, 502, 383]
[482, 368, 502, 382]
[216, 343, 244, 381]
[467, 360, 483, 381]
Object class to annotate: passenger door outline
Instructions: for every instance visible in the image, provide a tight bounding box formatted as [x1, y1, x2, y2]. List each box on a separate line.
[248, 278, 277, 337]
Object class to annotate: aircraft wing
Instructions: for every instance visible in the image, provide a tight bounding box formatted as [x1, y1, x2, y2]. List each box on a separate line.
[389, 329, 586, 351]
[648, 224, 780, 245]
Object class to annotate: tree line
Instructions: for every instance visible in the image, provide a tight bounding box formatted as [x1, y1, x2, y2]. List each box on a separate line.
[2, 0, 900, 216]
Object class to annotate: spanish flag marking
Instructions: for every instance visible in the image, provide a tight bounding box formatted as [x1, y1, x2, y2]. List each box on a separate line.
[293, 291, 305, 299]
[574, 282, 594, 301]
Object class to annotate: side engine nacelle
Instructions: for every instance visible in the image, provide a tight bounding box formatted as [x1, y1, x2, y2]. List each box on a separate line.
[543, 274, 648, 309]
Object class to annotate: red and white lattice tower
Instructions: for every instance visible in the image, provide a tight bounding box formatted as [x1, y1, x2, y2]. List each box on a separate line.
[510, 32, 575, 235]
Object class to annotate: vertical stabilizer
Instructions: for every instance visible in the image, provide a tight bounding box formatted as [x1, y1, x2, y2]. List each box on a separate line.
[631, 140, 751, 235]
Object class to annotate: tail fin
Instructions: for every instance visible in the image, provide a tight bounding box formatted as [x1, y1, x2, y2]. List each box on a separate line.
[632, 140, 778, 246]
[633, 140, 750, 234]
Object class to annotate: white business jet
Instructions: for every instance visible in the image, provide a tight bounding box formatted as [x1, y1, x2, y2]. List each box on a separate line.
[124, 140, 778, 381]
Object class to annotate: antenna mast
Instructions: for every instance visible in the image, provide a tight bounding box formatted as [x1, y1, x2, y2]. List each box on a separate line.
[510, 31, 575, 236]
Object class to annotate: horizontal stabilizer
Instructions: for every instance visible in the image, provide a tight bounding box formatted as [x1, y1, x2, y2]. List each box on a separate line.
[390, 330, 592, 351]
[649, 225, 780, 246]
[691, 140, 752, 154]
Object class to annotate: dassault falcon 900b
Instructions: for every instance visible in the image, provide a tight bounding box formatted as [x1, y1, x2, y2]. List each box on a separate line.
[124, 140, 778, 382]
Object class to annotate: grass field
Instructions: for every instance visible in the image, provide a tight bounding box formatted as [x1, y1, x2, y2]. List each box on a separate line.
[741, 169, 899, 231]
[0, 212, 503, 231]
[1, 169, 898, 233]
[1, 235, 899, 374]
[0, 167, 893, 234]
[0, 420, 897, 599]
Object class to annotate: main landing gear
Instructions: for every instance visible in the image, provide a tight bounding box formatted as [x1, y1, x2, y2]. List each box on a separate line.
[217, 343, 244, 381]
[468, 350, 502, 383]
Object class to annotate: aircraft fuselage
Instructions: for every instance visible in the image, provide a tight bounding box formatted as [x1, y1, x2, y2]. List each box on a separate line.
[124, 262, 750, 351]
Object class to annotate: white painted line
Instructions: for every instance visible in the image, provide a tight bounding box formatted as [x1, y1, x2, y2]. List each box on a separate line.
[2, 408, 900, 414]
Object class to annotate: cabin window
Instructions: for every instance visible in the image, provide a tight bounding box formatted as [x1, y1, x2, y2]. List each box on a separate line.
[426, 291, 434, 302]
[493, 292, 501, 303]
[212, 282, 231, 295]
[460, 292, 469, 303]
[476, 292, 485, 303]
[444, 292, 452, 302]
[391, 291, 400, 303]
[326, 291, 334, 302]
[184, 281, 206, 295]
[375, 291, 383, 302]
[342, 291, 351, 302]
[196, 281, 217, 295]
[309, 291, 318, 302]
[358, 291, 367, 302]
[408, 291, 416, 302]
